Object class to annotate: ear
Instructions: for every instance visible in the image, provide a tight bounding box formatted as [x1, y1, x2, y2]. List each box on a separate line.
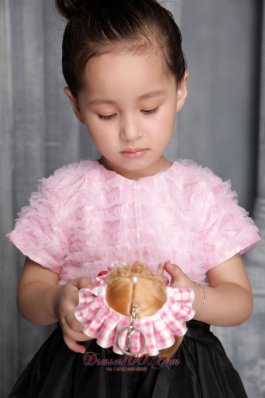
[63, 87, 85, 124]
[176, 71, 189, 112]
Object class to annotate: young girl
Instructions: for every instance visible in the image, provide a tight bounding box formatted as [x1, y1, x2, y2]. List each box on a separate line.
[6, 0, 261, 396]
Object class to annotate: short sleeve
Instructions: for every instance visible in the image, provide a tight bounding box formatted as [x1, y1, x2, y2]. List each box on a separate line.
[196, 171, 262, 273]
[6, 171, 69, 274]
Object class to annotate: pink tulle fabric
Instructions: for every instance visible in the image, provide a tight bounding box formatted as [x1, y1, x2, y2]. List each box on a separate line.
[6, 159, 261, 285]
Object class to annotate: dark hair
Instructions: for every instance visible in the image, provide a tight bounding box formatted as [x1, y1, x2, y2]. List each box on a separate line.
[55, 0, 187, 97]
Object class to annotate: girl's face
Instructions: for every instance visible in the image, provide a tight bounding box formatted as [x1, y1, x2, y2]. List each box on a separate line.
[65, 45, 188, 180]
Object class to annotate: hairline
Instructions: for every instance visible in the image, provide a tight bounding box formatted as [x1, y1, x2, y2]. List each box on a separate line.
[74, 33, 177, 98]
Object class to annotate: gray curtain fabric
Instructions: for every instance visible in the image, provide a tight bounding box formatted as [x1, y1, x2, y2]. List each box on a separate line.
[0, 0, 264, 396]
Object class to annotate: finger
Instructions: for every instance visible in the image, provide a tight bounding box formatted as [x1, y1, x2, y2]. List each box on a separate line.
[157, 262, 165, 276]
[163, 262, 182, 284]
[78, 277, 96, 289]
[70, 277, 95, 290]
[157, 260, 171, 273]
[70, 316, 87, 333]
[63, 334, 86, 354]
[67, 314, 91, 336]
[62, 320, 95, 343]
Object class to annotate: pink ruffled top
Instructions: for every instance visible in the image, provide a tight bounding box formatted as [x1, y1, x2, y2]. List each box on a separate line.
[6, 159, 261, 285]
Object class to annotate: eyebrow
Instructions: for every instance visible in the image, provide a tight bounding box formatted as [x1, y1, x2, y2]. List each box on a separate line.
[87, 90, 166, 106]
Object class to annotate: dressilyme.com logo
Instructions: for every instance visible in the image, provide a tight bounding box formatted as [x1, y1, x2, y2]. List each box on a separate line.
[82, 351, 181, 371]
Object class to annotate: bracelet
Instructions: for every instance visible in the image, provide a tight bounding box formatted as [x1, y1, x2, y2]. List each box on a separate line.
[192, 281, 206, 316]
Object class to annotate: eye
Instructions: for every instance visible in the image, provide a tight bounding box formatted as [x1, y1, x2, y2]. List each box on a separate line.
[98, 114, 116, 120]
[141, 108, 159, 115]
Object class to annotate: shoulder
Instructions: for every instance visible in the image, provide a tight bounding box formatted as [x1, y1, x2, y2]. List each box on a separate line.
[175, 158, 225, 187]
[172, 158, 239, 214]
[35, 159, 101, 202]
[171, 158, 229, 202]
[44, 159, 99, 181]
[40, 159, 100, 185]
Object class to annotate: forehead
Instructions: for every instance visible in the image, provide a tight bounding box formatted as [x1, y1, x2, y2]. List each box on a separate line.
[80, 45, 174, 98]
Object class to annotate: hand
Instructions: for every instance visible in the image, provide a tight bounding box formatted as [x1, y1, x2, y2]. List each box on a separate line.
[157, 261, 194, 289]
[54, 277, 96, 354]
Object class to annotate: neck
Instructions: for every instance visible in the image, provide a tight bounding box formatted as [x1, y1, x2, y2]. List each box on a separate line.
[98, 157, 172, 180]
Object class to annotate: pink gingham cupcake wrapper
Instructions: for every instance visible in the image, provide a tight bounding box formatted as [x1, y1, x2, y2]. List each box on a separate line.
[74, 285, 195, 356]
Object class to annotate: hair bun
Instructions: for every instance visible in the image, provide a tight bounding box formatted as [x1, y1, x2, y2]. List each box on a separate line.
[55, 0, 88, 20]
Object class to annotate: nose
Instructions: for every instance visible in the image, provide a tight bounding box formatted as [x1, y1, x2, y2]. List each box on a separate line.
[119, 115, 143, 143]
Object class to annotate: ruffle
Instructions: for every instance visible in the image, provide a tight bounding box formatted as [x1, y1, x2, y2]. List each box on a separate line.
[6, 182, 63, 272]
[6, 158, 261, 282]
[5, 161, 90, 273]
[74, 285, 195, 356]
[191, 170, 261, 272]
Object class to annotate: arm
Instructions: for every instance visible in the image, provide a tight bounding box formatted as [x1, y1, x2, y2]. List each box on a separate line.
[17, 256, 95, 353]
[17, 257, 61, 325]
[163, 253, 253, 327]
[199, 253, 253, 326]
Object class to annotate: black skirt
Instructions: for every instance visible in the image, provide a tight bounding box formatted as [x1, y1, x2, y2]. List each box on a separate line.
[8, 319, 248, 398]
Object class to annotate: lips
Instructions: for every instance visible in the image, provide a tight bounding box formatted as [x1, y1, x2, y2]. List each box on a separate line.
[121, 148, 147, 153]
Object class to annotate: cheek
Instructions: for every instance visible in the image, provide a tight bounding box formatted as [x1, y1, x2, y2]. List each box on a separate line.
[87, 124, 116, 151]
[84, 118, 113, 139]
[150, 113, 175, 141]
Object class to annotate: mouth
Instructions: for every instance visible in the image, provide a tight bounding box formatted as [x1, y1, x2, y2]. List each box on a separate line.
[121, 148, 148, 153]
[120, 148, 149, 158]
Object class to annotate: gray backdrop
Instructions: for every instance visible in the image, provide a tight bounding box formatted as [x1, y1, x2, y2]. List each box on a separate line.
[0, 0, 264, 396]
